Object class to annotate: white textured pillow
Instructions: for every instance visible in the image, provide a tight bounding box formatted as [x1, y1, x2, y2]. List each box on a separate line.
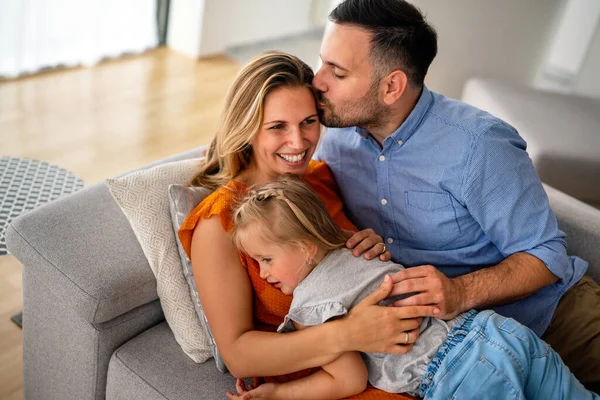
[105, 157, 211, 363]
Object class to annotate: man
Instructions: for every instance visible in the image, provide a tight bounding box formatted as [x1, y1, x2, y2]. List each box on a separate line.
[313, 0, 599, 392]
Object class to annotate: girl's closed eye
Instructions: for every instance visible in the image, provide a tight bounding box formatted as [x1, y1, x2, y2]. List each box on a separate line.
[261, 257, 272, 263]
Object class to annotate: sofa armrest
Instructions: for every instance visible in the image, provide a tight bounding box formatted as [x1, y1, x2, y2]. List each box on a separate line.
[6, 182, 157, 324]
[544, 184, 600, 283]
[6, 147, 205, 400]
[6, 146, 205, 324]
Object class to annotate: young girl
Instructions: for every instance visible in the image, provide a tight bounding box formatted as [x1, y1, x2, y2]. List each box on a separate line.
[227, 175, 598, 400]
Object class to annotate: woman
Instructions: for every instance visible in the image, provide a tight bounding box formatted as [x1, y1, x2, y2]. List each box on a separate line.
[178, 52, 438, 398]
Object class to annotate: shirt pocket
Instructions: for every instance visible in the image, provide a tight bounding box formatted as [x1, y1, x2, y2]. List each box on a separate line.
[404, 191, 461, 249]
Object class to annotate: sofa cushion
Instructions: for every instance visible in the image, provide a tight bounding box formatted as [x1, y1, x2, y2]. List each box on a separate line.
[106, 322, 236, 400]
[544, 183, 600, 284]
[106, 158, 212, 363]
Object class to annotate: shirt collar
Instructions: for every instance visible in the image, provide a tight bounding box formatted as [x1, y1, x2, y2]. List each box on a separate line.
[355, 85, 433, 145]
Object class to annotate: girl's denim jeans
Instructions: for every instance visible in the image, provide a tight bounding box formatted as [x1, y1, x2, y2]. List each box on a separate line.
[420, 310, 598, 399]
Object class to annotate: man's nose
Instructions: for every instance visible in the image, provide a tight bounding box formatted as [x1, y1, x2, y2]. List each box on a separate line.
[313, 67, 326, 92]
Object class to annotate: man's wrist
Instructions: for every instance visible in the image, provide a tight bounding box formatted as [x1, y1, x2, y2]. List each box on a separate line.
[453, 274, 474, 312]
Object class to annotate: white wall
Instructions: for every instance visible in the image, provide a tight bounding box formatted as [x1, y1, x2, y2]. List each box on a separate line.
[573, 23, 600, 98]
[198, 0, 318, 57]
[167, 0, 206, 57]
[534, 0, 600, 93]
[408, 0, 564, 99]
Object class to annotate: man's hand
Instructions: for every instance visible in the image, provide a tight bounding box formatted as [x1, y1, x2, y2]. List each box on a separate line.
[388, 265, 466, 320]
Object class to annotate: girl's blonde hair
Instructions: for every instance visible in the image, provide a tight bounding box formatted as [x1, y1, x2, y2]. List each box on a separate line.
[231, 175, 349, 253]
[190, 52, 315, 191]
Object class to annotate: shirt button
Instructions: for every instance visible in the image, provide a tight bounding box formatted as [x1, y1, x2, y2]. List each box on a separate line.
[381, 198, 387, 205]
[379, 155, 386, 161]
[397, 140, 403, 146]
[387, 237, 394, 244]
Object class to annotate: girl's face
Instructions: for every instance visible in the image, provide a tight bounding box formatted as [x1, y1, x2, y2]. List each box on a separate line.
[249, 86, 321, 183]
[240, 225, 315, 295]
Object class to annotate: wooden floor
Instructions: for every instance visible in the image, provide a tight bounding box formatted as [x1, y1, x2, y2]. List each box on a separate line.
[0, 47, 240, 399]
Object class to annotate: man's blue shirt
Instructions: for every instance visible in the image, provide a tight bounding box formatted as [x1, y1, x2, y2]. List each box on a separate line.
[314, 86, 588, 336]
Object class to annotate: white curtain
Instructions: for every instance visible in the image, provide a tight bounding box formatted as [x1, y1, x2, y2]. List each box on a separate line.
[0, 0, 158, 78]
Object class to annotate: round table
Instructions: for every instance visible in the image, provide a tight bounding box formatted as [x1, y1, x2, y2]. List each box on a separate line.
[1, 157, 85, 255]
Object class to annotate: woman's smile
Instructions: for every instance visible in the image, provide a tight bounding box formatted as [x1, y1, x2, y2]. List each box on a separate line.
[277, 150, 308, 165]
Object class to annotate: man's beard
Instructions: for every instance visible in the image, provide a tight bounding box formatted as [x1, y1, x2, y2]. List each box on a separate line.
[317, 84, 388, 131]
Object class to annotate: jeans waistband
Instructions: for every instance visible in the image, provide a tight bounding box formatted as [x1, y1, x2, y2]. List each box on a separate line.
[419, 309, 479, 398]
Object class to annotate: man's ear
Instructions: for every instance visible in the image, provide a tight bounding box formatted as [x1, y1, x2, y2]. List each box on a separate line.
[381, 70, 408, 105]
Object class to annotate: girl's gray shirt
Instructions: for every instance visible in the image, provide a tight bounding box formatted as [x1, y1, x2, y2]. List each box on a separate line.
[277, 248, 460, 396]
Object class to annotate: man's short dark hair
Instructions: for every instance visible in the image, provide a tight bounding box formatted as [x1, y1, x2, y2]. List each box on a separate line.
[330, 0, 437, 87]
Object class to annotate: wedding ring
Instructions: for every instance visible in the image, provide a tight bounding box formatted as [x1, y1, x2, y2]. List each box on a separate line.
[379, 243, 387, 255]
[404, 332, 410, 344]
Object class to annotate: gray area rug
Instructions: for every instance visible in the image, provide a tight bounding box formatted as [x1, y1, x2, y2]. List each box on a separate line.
[0, 157, 85, 255]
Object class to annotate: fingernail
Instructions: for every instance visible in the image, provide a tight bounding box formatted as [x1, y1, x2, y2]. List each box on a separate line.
[384, 274, 390, 283]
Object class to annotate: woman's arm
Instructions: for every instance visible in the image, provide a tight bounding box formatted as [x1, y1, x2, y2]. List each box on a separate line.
[192, 217, 437, 377]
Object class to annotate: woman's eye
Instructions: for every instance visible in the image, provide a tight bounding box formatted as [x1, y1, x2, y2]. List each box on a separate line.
[268, 124, 284, 130]
[302, 119, 317, 125]
[332, 71, 345, 79]
[262, 258, 271, 263]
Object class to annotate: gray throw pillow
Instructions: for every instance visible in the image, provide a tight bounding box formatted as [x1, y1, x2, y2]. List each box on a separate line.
[168, 183, 228, 373]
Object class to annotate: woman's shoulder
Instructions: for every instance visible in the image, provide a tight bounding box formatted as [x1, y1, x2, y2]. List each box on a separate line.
[200, 181, 245, 216]
[303, 159, 336, 190]
[178, 180, 247, 258]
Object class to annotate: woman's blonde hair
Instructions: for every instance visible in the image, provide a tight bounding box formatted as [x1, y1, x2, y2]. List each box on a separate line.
[231, 175, 348, 253]
[190, 52, 315, 191]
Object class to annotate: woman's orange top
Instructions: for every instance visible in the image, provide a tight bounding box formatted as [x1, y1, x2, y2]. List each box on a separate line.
[179, 160, 415, 400]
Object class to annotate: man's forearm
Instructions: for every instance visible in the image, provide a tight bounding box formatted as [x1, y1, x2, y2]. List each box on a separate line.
[456, 252, 559, 311]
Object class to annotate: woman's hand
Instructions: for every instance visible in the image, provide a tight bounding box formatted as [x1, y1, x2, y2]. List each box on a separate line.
[226, 379, 277, 400]
[344, 228, 392, 261]
[341, 275, 440, 355]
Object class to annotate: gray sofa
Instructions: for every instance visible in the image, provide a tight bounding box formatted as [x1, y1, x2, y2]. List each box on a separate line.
[462, 78, 600, 208]
[6, 148, 600, 400]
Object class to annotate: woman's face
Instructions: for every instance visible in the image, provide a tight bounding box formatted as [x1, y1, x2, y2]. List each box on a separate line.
[249, 86, 320, 182]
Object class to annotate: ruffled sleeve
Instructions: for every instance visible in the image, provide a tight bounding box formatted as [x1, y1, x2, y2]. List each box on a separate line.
[277, 301, 348, 333]
[178, 181, 246, 259]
